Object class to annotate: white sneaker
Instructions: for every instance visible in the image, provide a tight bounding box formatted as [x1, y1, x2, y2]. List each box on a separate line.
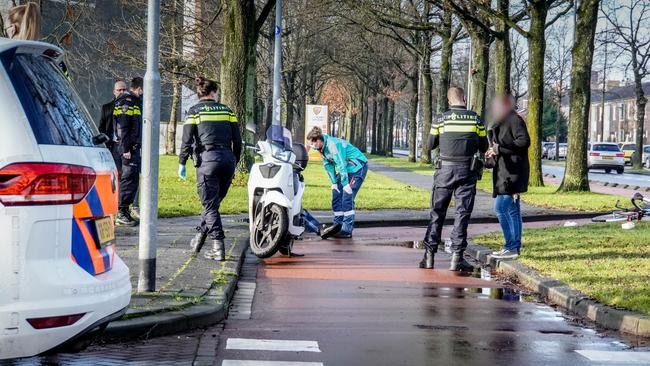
[491, 249, 519, 259]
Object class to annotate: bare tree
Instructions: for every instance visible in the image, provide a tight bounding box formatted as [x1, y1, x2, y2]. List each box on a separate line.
[560, 0, 600, 192]
[601, 0, 650, 169]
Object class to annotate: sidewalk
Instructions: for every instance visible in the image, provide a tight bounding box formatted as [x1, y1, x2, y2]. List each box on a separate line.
[101, 216, 249, 341]
[366, 160, 592, 221]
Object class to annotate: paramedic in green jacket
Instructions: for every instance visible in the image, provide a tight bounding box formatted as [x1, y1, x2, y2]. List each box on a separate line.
[307, 127, 368, 238]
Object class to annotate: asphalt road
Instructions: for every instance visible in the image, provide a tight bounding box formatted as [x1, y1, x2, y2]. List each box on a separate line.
[542, 164, 650, 188]
[12, 226, 650, 365]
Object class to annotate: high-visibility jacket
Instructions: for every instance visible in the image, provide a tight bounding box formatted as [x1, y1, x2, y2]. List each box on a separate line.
[429, 105, 489, 162]
[112, 92, 141, 154]
[318, 134, 367, 186]
[179, 99, 242, 166]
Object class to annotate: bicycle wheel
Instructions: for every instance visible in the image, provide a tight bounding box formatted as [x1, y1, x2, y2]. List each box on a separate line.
[591, 211, 637, 223]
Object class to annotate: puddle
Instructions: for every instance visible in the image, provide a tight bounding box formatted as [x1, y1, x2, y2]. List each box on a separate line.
[422, 267, 540, 303]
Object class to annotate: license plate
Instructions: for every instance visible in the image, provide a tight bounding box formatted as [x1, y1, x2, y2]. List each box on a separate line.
[602, 156, 613, 160]
[95, 217, 115, 246]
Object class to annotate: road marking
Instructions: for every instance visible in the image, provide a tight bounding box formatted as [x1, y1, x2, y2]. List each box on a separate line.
[575, 350, 650, 363]
[227, 338, 321, 353]
[222, 361, 324, 366]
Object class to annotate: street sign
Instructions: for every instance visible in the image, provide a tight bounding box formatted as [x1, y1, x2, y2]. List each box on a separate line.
[305, 104, 329, 161]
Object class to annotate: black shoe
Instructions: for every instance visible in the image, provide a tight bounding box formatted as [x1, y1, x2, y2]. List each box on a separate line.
[115, 211, 137, 227]
[320, 223, 342, 239]
[204, 239, 225, 261]
[334, 232, 352, 239]
[419, 245, 435, 269]
[190, 231, 207, 253]
[449, 252, 474, 272]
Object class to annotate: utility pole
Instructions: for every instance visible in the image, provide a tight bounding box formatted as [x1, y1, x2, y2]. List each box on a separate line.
[271, 0, 282, 126]
[138, 0, 162, 293]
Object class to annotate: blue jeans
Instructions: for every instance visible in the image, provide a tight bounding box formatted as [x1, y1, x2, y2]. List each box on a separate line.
[494, 194, 522, 252]
[332, 163, 368, 234]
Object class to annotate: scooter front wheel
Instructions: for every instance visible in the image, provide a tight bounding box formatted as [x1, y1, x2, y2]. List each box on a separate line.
[250, 202, 289, 258]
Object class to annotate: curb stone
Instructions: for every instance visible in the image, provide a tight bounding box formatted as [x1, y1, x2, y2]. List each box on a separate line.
[100, 237, 249, 342]
[466, 242, 650, 338]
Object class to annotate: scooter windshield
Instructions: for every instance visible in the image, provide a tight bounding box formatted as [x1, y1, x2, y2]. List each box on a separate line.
[266, 125, 293, 151]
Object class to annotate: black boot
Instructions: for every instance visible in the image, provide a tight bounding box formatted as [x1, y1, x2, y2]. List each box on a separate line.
[190, 231, 207, 253]
[204, 239, 225, 261]
[419, 242, 436, 269]
[449, 251, 474, 272]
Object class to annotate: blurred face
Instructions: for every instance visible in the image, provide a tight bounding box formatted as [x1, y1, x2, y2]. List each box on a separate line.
[309, 138, 323, 150]
[131, 86, 143, 97]
[491, 96, 513, 122]
[113, 81, 127, 98]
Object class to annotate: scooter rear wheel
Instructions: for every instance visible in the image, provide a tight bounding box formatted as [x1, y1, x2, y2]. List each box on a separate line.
[250, 202, 289, 258]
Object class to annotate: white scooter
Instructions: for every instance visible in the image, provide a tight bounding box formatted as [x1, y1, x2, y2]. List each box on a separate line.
[246, 125, 340, 258]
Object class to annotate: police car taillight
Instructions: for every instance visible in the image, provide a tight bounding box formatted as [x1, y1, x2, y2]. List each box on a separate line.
[0, 163, 96, 206]
[27, 313, 85, 329]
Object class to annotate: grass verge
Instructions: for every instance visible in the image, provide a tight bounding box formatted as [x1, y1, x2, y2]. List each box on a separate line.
[158, 155, 430, 218]
[368, 154, 627, 212]
[474, 222, 650, 315]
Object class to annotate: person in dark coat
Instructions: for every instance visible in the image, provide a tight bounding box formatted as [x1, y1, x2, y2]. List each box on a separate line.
[99, 80, 128, 174]
[486, 95, 531, 259]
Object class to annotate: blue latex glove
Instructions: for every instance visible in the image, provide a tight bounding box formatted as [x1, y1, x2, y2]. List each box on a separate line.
[178, 164, 187, 181]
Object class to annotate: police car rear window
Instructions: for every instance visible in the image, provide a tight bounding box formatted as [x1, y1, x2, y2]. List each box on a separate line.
[3, 53, 97, 146]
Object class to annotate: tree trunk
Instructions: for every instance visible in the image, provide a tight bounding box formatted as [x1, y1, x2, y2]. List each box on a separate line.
[420, 36, 433, 163]
[526, 2, 548, 187]
[165, 81, 181, 155]
[494, 0, 512, 95]
[386, 99, 394, 156]
[371, 96, 378, 154]
[165, 0, 183, 155]
[437, 11, 453, 113]
[632, 68, 647, 169]
[468, 30, 490, 117]
[221, 0, 256, 126]
[559, 0, 599, 192]
[408, 71, 419, 162]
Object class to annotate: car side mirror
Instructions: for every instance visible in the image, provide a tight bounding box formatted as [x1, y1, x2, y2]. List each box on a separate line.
[245, 122, 256, 134]
[92, 133, 110, 146]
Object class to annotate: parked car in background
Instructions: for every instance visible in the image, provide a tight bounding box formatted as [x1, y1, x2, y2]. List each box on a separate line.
[643, 145, 650, 168]
[542, 142, 555, 159]
[547, 143, 567, 160]
[620, 143, 636, 165]
[587, 142, 625, 174]
[0, 39, 131, 359]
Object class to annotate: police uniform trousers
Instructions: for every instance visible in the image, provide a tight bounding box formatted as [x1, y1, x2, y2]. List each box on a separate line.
[424, 162, 478, 253]
[119, 150, 140, 211]
[197, 149, 236, 240]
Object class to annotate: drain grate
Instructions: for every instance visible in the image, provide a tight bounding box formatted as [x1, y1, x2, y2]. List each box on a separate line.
[229, 251, 258, 320]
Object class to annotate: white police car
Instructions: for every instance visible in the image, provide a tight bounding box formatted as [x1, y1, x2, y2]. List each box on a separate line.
[0, 39, 131, 359]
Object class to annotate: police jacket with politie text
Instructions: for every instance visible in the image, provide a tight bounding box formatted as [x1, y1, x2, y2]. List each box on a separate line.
[179, 100, 242, 166]
[112, 92, 142, 154]
[428, 105, 489, 162]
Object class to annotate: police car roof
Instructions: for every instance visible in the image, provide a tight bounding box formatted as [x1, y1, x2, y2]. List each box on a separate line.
[0, 38, 64, 61]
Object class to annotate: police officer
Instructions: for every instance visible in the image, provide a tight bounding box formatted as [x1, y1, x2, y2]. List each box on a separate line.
[420, 87, 488, 271]
[178, 77, 242, 261]
[128, 77, 144, 220]
[99, 80, 128, 174]
[113, 87, 142, 227]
